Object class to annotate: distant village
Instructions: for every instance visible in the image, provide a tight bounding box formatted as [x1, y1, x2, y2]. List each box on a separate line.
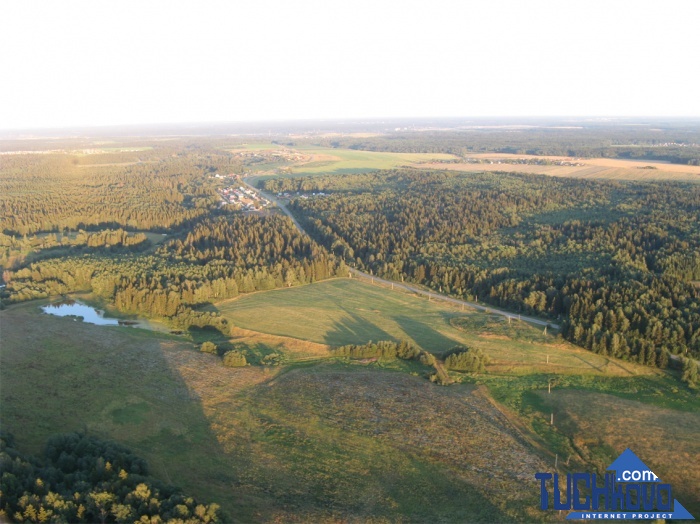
[213, 175, 272, 211]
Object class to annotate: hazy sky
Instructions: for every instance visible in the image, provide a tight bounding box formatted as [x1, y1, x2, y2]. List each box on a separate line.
[1, 0, 698, 129]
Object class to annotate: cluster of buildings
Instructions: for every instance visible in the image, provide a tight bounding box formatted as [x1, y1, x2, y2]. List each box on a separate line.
[218, 185, 271, 211]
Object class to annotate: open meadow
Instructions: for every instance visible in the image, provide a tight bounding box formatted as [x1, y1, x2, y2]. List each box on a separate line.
[213, 278, 655, 377]
[235, 143, 460, 183]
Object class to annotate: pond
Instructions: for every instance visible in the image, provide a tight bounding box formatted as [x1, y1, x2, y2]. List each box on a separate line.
[41, 300, 120, 326]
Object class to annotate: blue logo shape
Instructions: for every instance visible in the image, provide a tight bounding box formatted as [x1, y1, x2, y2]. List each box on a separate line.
[537, 448, 695, 520]
[607, 448, 660, 483]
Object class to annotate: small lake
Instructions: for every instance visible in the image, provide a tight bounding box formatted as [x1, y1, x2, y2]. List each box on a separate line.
[41, 301, 120, 326]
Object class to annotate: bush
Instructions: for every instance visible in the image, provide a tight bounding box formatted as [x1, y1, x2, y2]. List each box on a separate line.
[200, 341, 217, 354]
[223, 350, 247, 367]
[444, 346, 489, 373]
[333, 340, 420, 360]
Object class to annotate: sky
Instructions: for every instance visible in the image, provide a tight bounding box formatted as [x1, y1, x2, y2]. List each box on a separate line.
[1, 0, 699, 130]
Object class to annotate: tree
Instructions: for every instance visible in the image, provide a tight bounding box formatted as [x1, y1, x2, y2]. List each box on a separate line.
[223, 350, 247, 367]
[201, 341, 217, 354]
[445, 347, 489, 373]
[681, 358, 698, 386]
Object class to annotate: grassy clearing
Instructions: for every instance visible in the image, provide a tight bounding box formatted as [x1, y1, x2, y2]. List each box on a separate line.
[211, 277, 700, 514]
[213, 278, 653, 377]
[4, 284, 694, 521]
[236, 144, 459, 181]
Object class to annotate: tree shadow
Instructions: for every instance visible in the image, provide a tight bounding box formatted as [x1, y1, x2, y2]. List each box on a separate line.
[323, 308, 396, 347]
[392, 314, 463, 353]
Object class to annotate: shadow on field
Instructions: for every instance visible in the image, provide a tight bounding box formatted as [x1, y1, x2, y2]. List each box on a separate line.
[0, 306, 246, 520]
[393, 315, 462, 353]
[324, 308, 395, 346]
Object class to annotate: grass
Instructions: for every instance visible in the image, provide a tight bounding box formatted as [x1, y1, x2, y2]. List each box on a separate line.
[212, 278, 654, 377]
[290, 147, 458, 176]
[0, 301, 550, 522]
[534, 389, 700, 515]
[236, 144, 459, 182]
[0, 301, 248, 518]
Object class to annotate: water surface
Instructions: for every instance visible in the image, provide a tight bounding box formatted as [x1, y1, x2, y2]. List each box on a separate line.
[41, 301, 120, 326]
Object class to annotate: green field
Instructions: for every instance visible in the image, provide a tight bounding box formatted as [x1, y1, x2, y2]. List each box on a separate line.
[237, 144, 459, 184]
[290, 147, 458, 176]
[212, 278, 653, 377]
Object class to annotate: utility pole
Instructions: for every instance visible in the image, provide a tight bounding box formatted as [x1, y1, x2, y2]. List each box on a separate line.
[547, 354, 550, 364]
[550, 413, 554, 425]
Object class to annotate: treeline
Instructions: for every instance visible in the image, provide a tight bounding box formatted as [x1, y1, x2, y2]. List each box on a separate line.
[281, 169, 700, 366]
[333, 340, 421, 360]
[0, 432, 221, 523]
[1, 229, 150, 271]
[3, 215, 346, 329]
[332, 340, 459, 385]
[157, 215, 316, 268]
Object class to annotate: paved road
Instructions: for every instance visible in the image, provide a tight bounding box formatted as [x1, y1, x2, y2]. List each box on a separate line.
[244, 178, 560, 330]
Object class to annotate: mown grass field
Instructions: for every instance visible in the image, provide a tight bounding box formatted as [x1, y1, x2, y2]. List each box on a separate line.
[213, 278, 654, 377]
[290, 147, 459, 176]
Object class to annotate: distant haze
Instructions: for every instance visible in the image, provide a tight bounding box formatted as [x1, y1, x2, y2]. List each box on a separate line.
[1, 0, 699, 130]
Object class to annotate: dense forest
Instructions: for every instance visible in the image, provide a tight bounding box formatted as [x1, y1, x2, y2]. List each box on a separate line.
[265, 169, 700, 366]
[0, 432, 221, 523]
[0, 146, 239, 236]
[3, 214, 345, 329]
